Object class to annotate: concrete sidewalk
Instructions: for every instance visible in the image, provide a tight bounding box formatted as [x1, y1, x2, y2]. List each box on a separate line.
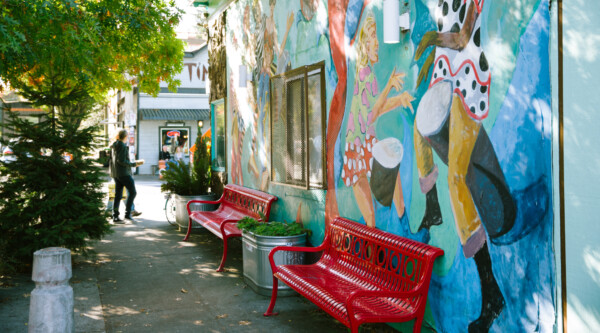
[0, 176, 395, 332]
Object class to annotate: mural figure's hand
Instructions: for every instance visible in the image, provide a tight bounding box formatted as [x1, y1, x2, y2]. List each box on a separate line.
[397, 91, 415, 114]
[415, 31, 439, 61]
[386, 68, 405, 93]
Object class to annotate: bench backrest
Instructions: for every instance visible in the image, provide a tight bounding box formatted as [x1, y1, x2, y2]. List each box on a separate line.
[221, 184, 278, 220]
[325, 217, 444, 294]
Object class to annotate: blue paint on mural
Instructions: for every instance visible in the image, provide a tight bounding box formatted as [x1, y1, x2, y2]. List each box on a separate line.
[345, 0, 365, 43]
[428, 3, 555, 332]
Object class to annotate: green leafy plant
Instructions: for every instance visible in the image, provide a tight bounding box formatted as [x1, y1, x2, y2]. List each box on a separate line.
[160, 136, 211, 196]
[237, 217, 311, 237]
[0, 110, 111, 273]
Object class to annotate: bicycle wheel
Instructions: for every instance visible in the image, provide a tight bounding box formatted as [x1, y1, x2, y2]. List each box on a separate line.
[165, 196, 178, 226]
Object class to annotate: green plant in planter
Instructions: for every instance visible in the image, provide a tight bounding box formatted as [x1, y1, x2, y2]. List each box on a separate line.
[238, 217, 312, 237]
[160, 136, 211, 196]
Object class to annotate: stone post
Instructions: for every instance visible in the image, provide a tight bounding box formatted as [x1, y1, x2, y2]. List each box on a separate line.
[28, 247, 74, 333]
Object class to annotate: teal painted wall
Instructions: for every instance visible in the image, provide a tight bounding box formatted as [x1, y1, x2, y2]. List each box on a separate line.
[558, 0, 600, 331]
[223, 0, 556, 331]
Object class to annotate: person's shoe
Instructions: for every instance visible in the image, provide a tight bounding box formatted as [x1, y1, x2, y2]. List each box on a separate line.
[131, 210, 142, 217]
[112, 217, 125, 224]
[124, 215, 137, 222]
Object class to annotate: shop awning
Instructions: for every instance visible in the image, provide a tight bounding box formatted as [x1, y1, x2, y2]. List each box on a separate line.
[140, 108, 209, 121]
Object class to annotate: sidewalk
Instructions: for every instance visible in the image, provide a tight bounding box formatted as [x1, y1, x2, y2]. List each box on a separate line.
[0, 175, 395, 332]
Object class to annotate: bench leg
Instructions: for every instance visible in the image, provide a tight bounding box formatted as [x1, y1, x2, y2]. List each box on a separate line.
[216, 236, 229, 272]
[263, 276, 279, 316]
[413, 316, 423, 333]
[183, 217, 193, 241]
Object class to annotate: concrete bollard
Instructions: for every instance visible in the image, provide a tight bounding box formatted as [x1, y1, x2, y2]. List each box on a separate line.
[28, 247, 74, 333]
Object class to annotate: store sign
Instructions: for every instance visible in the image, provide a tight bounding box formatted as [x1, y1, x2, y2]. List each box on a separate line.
[166, 130, 180, 138]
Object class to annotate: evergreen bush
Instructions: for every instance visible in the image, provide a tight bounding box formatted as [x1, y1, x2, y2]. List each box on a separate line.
[0, 111, 111, 273]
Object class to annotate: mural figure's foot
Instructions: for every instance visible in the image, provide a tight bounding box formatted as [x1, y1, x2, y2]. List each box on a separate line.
[418, 184, 443, 231]
[468, 296, 505, 333]
[469, 244, 505, 333]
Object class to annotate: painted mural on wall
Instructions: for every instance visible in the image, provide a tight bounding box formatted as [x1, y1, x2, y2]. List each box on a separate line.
[224, 0, 554, 331]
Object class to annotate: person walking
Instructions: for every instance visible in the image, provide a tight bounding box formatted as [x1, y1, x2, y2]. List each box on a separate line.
[110, 129, 144, 223]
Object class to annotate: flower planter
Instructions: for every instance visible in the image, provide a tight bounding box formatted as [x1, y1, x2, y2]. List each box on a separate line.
[242, 231, 306, 296]
[174, 193, 219, 230]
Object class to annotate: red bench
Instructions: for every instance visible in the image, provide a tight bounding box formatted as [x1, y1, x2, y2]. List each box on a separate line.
[184, 184, 278, 272]
[264, 216, 444, 333]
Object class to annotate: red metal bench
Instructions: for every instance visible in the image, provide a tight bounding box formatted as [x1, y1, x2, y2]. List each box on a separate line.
[264, 216, 444, 333]
[184, 184, 278, 272]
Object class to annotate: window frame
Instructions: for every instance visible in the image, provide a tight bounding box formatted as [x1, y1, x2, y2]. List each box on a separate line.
[210, 98, 227, 172]
[158, 126, 191, 158]
[269, 61, 327, 190]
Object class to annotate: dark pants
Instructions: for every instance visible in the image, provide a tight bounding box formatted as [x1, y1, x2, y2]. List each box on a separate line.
[113, 175, 137, 218]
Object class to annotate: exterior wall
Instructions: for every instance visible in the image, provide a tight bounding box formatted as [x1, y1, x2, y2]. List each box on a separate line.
[223, 0, 555, 331]
[138, 94, 208, 109]
[137, 46, 210, 174]
[558, 1, 600, 332]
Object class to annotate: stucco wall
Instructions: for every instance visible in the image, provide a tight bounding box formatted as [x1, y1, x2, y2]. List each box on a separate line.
[558, 1, 600, 332]
[222, 0, 555, 331]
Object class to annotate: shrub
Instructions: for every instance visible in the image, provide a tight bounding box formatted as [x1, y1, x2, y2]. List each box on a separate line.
[237, 216, 311, 237]
[0, 112, 111, 273]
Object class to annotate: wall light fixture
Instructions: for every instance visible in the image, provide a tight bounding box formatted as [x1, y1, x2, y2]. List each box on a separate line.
[383, 0, 411, 44]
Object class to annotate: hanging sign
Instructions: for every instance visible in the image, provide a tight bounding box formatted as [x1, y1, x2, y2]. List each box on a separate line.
[167, 130, 181, 138]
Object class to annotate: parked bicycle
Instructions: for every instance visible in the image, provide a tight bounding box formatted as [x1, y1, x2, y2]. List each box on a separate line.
[164, 192, 177, 226]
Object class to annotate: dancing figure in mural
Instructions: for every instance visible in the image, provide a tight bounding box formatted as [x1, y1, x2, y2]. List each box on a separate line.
[414, 0, 516, 331]
[229, 75, 245, 185]
[247, 0, 295, 191]
[343, 14, 414, 228]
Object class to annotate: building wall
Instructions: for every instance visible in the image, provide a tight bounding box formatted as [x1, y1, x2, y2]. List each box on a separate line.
[137, 46, 210, 174]
[139, 94, 209, 109]
[223, 0, 555, 331]
[558, 1, 600, 332]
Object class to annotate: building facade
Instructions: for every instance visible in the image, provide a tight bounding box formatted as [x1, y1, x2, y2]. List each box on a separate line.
[137, 45, 210, 175]
[202, 0, 600, 331]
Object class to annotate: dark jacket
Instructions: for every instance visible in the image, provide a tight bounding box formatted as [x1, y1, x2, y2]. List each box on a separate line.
[158, 151, 171, 161]
[110, 140, 135, 178]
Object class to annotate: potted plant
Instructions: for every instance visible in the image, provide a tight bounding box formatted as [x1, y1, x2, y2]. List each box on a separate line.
[238, 216, 311, 296]
[160, 135, 217, 229]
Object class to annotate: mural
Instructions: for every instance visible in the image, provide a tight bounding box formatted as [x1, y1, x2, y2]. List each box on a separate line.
[342, 13, 414, 228]
[223, 0, 554, 331]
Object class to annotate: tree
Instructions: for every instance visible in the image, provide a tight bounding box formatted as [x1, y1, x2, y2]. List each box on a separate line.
[0, 0, 186, 272]
[1, 0, 184, 98]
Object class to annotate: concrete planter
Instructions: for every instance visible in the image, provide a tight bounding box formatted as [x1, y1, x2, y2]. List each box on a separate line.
[242, 231, 306, 296]
[174, 193, 219, 230]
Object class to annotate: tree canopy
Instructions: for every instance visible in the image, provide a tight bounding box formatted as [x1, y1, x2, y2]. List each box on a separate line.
[0, 0, 185, 105]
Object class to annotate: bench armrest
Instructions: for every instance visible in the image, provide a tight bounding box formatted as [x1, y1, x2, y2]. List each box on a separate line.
[346, 288, 423, 323]
[186, 198, 223, 215]
[268, 234, 330, 273]
[220, 219, 242, 236]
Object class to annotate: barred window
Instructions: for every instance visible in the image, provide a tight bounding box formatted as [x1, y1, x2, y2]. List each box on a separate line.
[270, 62, 326, 189]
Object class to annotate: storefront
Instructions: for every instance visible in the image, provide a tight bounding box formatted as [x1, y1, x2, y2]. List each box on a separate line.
[137, 45, 209, 174]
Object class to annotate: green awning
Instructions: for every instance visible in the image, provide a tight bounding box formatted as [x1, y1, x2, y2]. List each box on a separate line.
[140, 109, 209, 121]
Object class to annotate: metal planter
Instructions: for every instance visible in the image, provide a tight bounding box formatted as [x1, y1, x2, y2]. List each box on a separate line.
[242, 231, 306, 296]
[174, 193, 219, 230]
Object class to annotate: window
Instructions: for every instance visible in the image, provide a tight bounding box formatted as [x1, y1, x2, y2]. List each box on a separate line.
[270, 62, 326, 189]
[211, 99, 226, 170]
[159, 127, 190, 159]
